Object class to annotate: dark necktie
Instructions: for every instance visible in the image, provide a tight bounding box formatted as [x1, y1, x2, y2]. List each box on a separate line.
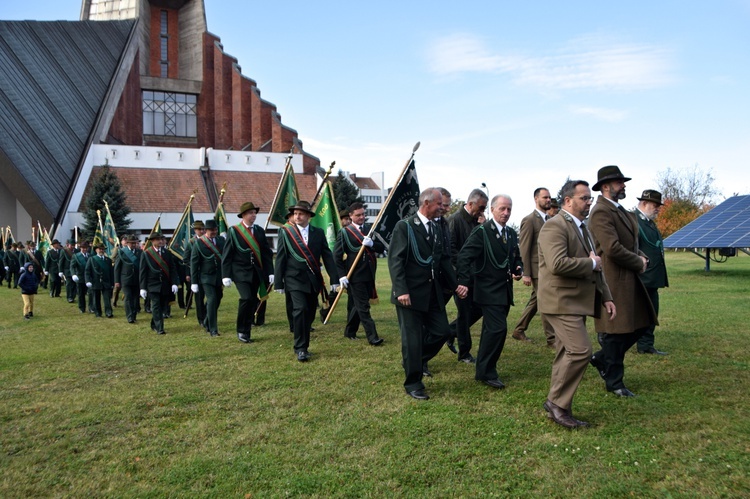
[501, 227, 507, 243]
[426, 221, 434, 239]
[580, 222, 594, 253]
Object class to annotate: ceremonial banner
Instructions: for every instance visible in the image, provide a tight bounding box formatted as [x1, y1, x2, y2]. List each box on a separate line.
[37, 222, 50, 257]
[215, 202, 229, 237]
[266, 159, 299, 228]
[144, 217, 161, 249]
[371, 159, 420, 249]
[310, 181, 341, 251]
[103, 202, 120, 259]
[168, 195, 195, 260]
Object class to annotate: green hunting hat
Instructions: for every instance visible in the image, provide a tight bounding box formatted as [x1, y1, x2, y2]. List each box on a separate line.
[287, 200, 316, 217]
[192, 220, 205, 230]
[237, 202, 260, 217]
[637, 189, 664, 206]
[148, 232, 163, 241]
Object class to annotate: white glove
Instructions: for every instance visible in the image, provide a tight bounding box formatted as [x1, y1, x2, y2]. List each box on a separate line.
[140, 289, 148, 299]
[86, 282, 92, 288]
[268, 275, 275, 285]
[222, 278, 232, 288]
[275, 288, 285, 294]
[3, 266, 8, 271]
[171, 285, 178, 294]
[58, 272, 64, 278]
[44, 270, 49, 276]
[331, 284, 340, 293]
[191, 284, 199, 293]
[72, 275, 79, 283]
[362, 236, 374, 248]
[339, 277, 349, 289]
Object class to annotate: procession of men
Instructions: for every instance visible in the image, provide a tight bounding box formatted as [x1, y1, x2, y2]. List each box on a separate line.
[4, 165, 670, 428]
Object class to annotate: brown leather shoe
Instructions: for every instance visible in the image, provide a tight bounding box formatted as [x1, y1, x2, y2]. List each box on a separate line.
[543, 400, 582, 429]
[512, 330, 531, 342]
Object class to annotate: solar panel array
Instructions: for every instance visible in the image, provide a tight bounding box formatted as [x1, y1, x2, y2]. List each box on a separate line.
[664, 195, 750, 249]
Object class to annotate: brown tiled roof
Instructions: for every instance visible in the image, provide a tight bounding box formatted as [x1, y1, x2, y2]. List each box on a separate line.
[78, 167, 212, 213]
[350, 174, 379, 190]
[211, 171, 318, 214]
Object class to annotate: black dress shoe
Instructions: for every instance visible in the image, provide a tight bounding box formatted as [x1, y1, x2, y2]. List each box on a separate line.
[297, 351, 309, 362]
[611, 387, 636, 397]
[481, 379, 506, 389]
[156, 330, 166, 335]
[106, 314, 113, 318]
[209, 331, 219, 337]
[309, 327, 315, 332]
[638, 347, 668, 355]
[446, 339, 458, 354]
[458, 354, 476, 364]
[369, 338, 384, 346]
[422, 367, 433, 377]
[543, 400, 580, 429]
[237, 333, 253, 343]
[346, 336, 360, 340]
[406, 389, 430, 400]
[128, 319, 135, 324]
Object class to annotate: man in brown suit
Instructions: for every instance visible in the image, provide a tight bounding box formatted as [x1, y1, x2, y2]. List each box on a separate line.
[588, 165, 657, 397]
[538, 179, 616, 428]
[512, 187, 555, 345]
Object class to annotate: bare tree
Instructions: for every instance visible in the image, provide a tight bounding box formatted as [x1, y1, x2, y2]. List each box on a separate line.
[656, 165, 720, 208]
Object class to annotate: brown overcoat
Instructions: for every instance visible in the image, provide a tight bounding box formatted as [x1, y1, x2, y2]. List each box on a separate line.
[519, 210, 545, 278]
[588, 196, 657, 333]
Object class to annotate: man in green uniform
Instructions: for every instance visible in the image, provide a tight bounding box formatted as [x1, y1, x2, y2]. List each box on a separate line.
[114, 235, 141, 323]
[60, 239, 77, 303]
[70, 241, 92, 313]
[139, 232, 179, 335]
[191, 219, 224, 337]
[44, 239, 64, 297]
[184, 220, 206, 329]
[85, 243, 115, 318]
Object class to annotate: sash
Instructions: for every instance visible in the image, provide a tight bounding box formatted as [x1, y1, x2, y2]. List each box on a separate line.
[120, 246, 138, 267]
[146, 247, 170, 279]
[231, 225, 269, 299]
[281, 224, 325, 288]
[198, 236, 222, 258]
[75, 252, 88, 269]
[26, 250, 41, 267]
[344, 225, 376, 261]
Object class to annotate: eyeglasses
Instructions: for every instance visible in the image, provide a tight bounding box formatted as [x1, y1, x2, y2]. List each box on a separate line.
[574, 196, 594, 202]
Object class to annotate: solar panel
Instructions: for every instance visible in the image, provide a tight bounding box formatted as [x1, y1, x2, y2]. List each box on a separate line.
[664, 195, 750, 248]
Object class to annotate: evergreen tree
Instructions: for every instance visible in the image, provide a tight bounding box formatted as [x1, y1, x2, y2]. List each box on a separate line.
[82, 165, 132, 241]
[332, 170, 363, 212]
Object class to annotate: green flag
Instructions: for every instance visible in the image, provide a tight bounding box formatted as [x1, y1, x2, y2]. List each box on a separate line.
[168, 196, 195, 260]
[37, 222, 51, 258]
[145, 217, 161, 250]
[266, 158, 299, 228]
[103, 202, 120, 259]
[310, 181, 341, 251]
[215, 202, 229, 237]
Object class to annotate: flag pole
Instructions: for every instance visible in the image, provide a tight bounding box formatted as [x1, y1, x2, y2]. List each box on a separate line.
[264, 148, 295, 230]
[324, 141, 420, 324]
[311, 161, 335, 206]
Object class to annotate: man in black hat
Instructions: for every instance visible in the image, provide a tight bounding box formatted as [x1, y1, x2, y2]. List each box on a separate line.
[547, 198, 560, 218]
[588, 166, 657, 397]
[184, 220, 206, 328]
[191, 219, 225, 337]
[86, 243, 115, 318]
[4, 242, 21, 288]
[275, 201, 339, 361]
[222, 202, 273, 343]
[70, 241, 91, 313]
[114, 235, 141, 323]
[635, 189, 669, 355]
[139, 232, 179, 334]
[61, 239, 77, 303]
[44, 239, 64, 298]
[333, 202, 385, 345]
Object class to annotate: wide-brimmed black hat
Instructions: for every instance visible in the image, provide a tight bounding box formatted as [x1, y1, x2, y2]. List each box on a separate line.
[237, 202, 260, 217]
[79, 241, 90, 249]
[592, 165, 632, 191]
[51, 239, 61, 245]
[204, 219, 218, 230]
[637, 189, 664, 206]
[339, 209, 350, 218]
[67, 238, 76, 245]
[126, 234, 139, 243]
[192, 220, 205, 229]
[147, 232, 164, 241]
[287, 201, 316, 217]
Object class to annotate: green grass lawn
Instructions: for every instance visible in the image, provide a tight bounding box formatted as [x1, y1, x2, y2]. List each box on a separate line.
[1, 252, 749, 497]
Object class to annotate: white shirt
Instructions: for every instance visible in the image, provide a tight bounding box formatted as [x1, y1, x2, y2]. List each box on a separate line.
[296, 224, 309, 244]
[562, 209, 596, 270]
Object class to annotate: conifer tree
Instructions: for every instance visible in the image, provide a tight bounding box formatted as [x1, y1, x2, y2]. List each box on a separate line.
[332, 170, 363, 212]
[82, 165, 132, 241]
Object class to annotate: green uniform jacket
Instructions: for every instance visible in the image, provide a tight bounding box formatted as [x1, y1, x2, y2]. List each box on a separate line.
[635, 210, 669, 289]
[85, 255, 114, 290]
[70, 251, 91, 279]
[114, 247, 141, 287]
[44, 248, 63, 275]
[139, 247, 179, 293]
[222, 224, 273, 284]
[191, 236, 225, 286]
[456, 220, 523, 307]
[333, 223, 384, 283]
[275, 224, 337, 293]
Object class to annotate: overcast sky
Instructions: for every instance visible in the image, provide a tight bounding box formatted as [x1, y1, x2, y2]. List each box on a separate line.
[6, 0, 750, 222]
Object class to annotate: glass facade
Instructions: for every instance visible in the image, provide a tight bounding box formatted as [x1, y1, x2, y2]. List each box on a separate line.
[143, 91, 198, 137]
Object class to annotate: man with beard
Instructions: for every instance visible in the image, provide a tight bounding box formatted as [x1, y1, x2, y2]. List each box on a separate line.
[588, 166, 657, 397]
[512, 187, 556, 345]
[538, 179, 616, 428]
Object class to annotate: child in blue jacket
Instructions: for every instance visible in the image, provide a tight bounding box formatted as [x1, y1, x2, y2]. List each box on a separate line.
[18, 262, 39, 319]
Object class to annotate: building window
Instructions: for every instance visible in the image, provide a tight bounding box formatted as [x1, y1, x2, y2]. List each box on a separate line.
[160, 10, 168, 77]
[143, 91, 198, 137]
[365, 209, 380, 217]
[362, 195, 382, 203]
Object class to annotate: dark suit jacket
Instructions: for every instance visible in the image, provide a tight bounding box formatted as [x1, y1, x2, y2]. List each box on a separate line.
[518, 210, 545, 278]
[139, 247, 179, 293]
[4, 249, 21, 272]
[70, 251, 91, 278]
[85, 255, 114, 290]
[222, 224, 273, 284]
[636, 210, 669, 289]
[191, 236, 225, 287]
[44, 249, 63, 275]
[388, 214, 456, 312]
[114, 247, 140, 287]
[589, 196, 657, 333]
[456, 220, 522, 307]
[275, 224, 338, 294]
[537, 211, 612, 317]
[333, 223, 384, 283]
[447, 206, 480, 268]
